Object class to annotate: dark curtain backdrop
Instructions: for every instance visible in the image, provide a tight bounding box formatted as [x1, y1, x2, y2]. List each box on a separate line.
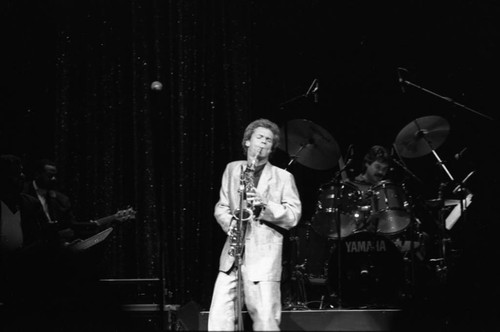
[52, 0, 263, 308]
[2, 0, 500, 320]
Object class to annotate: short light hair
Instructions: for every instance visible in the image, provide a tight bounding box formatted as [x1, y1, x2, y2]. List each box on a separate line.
[241, 118, 280, 155]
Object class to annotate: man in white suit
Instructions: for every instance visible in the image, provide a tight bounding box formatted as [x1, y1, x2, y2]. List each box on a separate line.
[208, 118, 302, 331]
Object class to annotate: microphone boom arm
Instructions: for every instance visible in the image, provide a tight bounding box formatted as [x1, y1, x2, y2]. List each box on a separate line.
[400, 77, 494, 121]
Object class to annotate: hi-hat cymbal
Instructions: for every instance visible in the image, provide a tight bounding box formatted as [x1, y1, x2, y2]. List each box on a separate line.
[279, 119, 340, 170]
[394, 115, 450, 158]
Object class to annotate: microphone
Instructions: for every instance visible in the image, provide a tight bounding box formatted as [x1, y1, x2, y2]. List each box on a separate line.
[305, 78, 319, 103]
[396, 68, 406, 93]
[345, 144, 355, 165]
[454, 147, 468, 160]
[313, 80, 319, 103]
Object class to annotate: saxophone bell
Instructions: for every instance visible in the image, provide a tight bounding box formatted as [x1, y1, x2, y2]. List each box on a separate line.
[228, 208, 252, 257]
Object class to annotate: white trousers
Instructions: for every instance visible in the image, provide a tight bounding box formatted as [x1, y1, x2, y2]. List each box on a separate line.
[208, 266, 281, 331]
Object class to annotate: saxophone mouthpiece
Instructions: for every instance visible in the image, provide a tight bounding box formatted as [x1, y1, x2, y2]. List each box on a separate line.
[250, 147, 263, 169]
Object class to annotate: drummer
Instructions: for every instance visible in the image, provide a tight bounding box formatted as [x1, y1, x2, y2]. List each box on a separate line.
[349, 145, 391, 231]
[352, 145, 391, 186]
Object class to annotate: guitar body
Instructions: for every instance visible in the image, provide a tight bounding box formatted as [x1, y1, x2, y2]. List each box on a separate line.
[64, 207, 136, 249]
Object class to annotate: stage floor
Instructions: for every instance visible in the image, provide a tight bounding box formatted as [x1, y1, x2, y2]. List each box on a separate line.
[198, 308, 404, 331]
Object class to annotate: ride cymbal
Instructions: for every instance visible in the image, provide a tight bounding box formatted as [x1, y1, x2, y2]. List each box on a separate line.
[394, 115, 450, 158]
[279, 119, 340, 170]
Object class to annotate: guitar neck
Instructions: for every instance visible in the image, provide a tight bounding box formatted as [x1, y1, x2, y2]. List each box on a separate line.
[93, 215, 116, 227]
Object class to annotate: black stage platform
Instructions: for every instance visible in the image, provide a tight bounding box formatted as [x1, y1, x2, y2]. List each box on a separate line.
[198, 309, 403, 331]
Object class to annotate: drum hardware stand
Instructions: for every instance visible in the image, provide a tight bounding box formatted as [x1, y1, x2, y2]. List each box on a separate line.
[430, 172, 474, 283]
[429, 184, 451, 284]
[400, 201, 420, 302]
[282, 226, 309, 310]
[388, 145, 424, 302]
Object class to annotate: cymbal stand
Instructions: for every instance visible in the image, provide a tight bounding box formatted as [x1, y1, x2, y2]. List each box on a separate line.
[284, 144, 306, 171]
[330, 158, 353, 308]
[278, 83, 320, 309]
[391, 143, 421, 299]
[414, 125, 457, 284]
[412, 120, 455, 183]
[281, 140, 310, 310]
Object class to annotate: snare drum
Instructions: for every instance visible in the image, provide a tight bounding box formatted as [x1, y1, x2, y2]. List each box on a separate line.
[370, 180, 411, 236]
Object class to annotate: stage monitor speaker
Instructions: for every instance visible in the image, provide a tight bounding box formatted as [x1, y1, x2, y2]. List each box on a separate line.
[177, 301, 202, 331]
[120, 304, 180, 332]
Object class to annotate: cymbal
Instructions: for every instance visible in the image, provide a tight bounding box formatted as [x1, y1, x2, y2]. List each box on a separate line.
[279, 119, 340, 170]
[394, 115, 450, 158]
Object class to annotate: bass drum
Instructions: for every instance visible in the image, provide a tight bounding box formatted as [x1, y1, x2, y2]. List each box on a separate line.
[327, 231, 404, 308]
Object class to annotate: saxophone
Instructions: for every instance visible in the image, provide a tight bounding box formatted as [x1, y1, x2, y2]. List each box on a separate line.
[228, 149, 259, 257]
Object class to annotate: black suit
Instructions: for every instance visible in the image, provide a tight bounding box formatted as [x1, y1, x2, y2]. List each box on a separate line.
[0, 193, 51, 307]
[24, 182, 75, 226]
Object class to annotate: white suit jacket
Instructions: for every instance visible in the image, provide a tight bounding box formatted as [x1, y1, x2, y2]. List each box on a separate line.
[214, 160, 301, 281]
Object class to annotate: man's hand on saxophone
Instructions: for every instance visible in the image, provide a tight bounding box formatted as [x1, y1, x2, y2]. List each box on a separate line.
[245, 189, 268, 208]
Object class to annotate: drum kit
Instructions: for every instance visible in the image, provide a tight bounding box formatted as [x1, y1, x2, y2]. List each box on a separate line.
[279, 116, 459, 309]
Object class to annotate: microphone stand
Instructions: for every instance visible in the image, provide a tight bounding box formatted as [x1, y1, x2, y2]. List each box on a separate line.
[279, 79, 319, 109]
[233, 165, 248, 331]
[150, 82, 168, 331]
[399, 71, 486, 291]
[399, 75, 495, 121]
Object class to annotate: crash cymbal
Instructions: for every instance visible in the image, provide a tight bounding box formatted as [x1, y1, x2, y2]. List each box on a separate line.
[279, 119, 340, 170]
[394, 115, 450, 158]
